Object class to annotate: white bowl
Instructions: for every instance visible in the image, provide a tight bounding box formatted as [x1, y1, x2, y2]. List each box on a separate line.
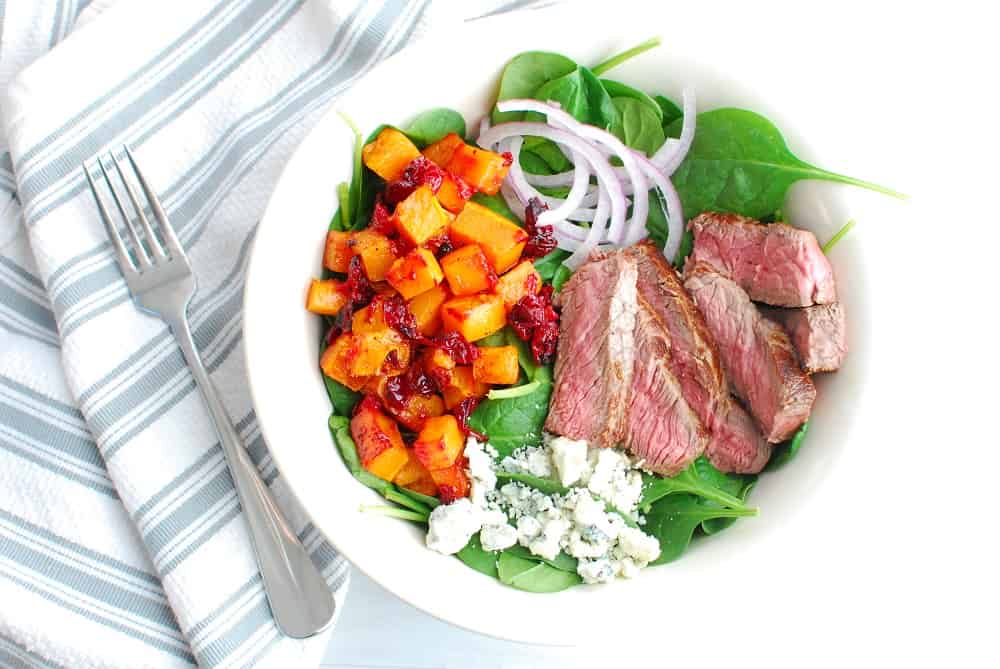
[244, 3, 886, 645]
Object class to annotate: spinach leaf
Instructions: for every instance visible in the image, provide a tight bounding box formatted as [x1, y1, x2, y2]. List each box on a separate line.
[534, 249, 571, 283]
[468, 382, 552, 458]
[765, 420, 809, 472]
[456, 534, 500, 578]
[654, 94, 683, 129]
[822, 220, 856, 253]
[645, 191, 669, 250]
[504, 543, 579, 573]
[601, 79, 663, 123]
[323, 375, 360, 417]
[404, 108, 466, 146]
[689, 457, 757, 534]
[639, 457, 756, 513]
[665, 108, 904, 219]
[329, 415, 393, 495]
[496, 470, 567, 496]
[470, 192, 518, 224]
[590, 37, 661, 77]
[519, 149, 554, 175]
[673, 229, 694, 268]
[533, 66, 619, 129]
[493, 51, 577, 124]
[551, 264, 573, 292]
[609, 97, 666, 157]
[645, 493, 757, 565]
[522, 139, 573, 173]
[497, 551, 581, 592]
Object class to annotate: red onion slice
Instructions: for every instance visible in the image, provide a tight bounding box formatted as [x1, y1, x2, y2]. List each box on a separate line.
[651, 87, 696, 175]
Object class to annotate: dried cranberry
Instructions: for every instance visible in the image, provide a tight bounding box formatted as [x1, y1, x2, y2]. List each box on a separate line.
[369, 198, 395, 236]
[509, 281, 559, 364]
[383, 365, 436, 412]
[424, 232, 453, 257]
[438, 484, 463, 505]
[522, 197, 557, 259]
[454, 398, 486, 441]
[384, 156, 445, 205]
[432, 331, 480, 365]
[379, 295, 420, 341]
[501, 151, 514, 167]
[325, 256, 375, 338]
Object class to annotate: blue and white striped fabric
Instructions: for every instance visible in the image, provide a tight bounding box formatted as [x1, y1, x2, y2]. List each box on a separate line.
[0, 0, 533, 666]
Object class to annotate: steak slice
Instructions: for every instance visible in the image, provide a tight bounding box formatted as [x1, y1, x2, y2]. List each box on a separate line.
[626, 242, 771, 473]
[687, 212, 836, 307]
[684, 262, 816, 443]
[625, 298, 708, 475]
[544, 251, 638, 448]
[763, 303, 847, 373]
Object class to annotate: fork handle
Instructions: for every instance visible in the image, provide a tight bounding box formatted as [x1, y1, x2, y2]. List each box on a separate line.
[168, 315, 335, 639]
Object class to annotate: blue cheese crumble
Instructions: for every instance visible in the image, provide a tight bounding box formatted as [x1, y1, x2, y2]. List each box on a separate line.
[425, 434, 661, 585]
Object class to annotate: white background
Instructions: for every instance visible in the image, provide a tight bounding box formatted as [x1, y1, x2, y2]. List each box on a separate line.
[316, 1, 999, 666]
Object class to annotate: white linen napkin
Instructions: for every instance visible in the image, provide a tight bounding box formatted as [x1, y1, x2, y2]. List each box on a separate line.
[0, 0, 499, 666]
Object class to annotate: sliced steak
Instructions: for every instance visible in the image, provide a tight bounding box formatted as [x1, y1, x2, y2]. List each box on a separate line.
[687, 212, 836, 307]
[684, 262, 816, 443]
[626, 242, 770, 473]
[545, 251, 637, 448]
[763, 303, 847, 373]
[625, 298, 708, 475]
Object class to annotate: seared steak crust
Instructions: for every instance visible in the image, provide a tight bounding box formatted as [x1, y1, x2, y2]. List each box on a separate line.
[764, 303, 847, 374]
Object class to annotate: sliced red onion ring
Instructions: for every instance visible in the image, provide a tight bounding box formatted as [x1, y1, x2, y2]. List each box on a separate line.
[478, 121, 627, 243]
[495, 100, 647, 245]
[632, 154, 685, 259]
[502, 137, 593, 225]
[566, 186, 610, 269]
[651, 87, 696, 175]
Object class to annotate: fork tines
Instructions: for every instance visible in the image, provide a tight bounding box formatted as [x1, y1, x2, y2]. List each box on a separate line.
[83, 146, 182, 275]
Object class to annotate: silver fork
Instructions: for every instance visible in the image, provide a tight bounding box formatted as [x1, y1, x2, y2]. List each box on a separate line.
[84, 146, 335, 639]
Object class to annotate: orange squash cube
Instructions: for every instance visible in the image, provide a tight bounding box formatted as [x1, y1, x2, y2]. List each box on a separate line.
[407, 284, 449, 336]
[392, 184, 450, 246]
[362, 127, 421, 182]
[450, 202, 528, 274]
[440, 244, 496, 296]
[446, 144, 512, 196]
[394, 449, 432, 487]
[350, 230, 397, 282]
[422, 133, 465, 168]
[351, 300, 388, 334]
[422, 347, 457, 389]
[305, 279, 348, 316]
[386, 248, 444, 300]
[494, 260, 541, 309]
[442, 365, 490, 409]
[346, 329, 410, 377]
[435, 174, 472, 213]
[413, 415, 465, 471]
[368, 376, 446, 431]
[320, 334, 368, 391]
[441, 293, 506, 342]
[324, 230, 353, 273]
[405, 476, 441, 497]
[351, 397, 410, 482]
[429, 462, 471, 503]
[473, 345, 520, 385]
[372, 281, 399, 298]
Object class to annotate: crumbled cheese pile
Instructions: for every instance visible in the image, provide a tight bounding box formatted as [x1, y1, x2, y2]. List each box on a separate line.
[425, 435, 660, 585]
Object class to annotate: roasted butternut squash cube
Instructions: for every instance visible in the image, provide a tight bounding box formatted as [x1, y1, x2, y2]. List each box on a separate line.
[386, 248, 444, 300]
[320, 334, 368, 391]
[407, 284, 449, 336]
[442, 365, 489, 409]
[394, 449, 432, 487]
[473, 345, 519, 385]
[350, 230, 397, 282]
[413, 415, 465, 471]
[405, 475, 441, 497]
[372, 281, 399, 298]
[351, 301, 388, 334]
[494, 260, 541, 310]
[362, 127, 421, 182]
[450, 202, 529, 274]
[368, 375, 445, 431]
[351, 398, 410, 482]
[435, 174, 472, 213]
[305, 279, 348, 316]
[429, 462, 471, 503]
[422, 347, 457, 389]
[441, 293, 506, 342]
[422, 132, 465, 168]
[392, 184, 450, 246]
[346, 329, 410, 377]
[440, 244, 495, 296]
[324, 230, 353, 273]
[445, 144, 511, 196]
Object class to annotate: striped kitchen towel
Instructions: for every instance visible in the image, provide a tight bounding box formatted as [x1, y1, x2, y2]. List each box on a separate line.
[0, 0, 538, 666]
